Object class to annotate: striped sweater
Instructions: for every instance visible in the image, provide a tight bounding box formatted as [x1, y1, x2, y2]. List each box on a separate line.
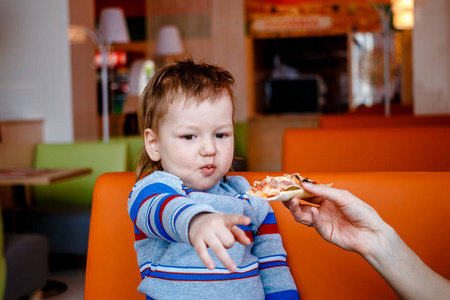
[128, 171, 299, 300]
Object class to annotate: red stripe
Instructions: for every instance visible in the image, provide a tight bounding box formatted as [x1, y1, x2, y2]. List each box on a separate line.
[135, 232, 147, 241]
[158, 195, 181, 229]
[256, 223, 279, 235]
[245, 230, 254, 242]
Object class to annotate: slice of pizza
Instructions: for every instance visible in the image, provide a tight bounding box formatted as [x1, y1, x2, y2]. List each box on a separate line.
[247, 173, 331, 201]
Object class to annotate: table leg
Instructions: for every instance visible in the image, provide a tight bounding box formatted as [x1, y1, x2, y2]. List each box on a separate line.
[11, 185, 29, 233]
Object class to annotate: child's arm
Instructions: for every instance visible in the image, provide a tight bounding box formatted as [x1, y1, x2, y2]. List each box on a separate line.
[189, 212, 251, 272]
[129, 177, 251, 272]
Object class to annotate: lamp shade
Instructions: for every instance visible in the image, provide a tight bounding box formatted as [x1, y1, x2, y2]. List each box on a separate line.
[128, 59, 155, 95]
[97, 8, 130, 44]
[156, 25, 184, 56]
[391, 0, 414, 12]
[393, 11, 414, 30]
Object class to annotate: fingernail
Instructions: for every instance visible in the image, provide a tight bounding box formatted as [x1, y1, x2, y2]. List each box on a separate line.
[302, 182, 314, 188]
[229, 263, 237, 272]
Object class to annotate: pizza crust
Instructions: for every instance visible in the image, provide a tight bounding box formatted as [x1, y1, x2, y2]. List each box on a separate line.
[265, 189, 315, 201]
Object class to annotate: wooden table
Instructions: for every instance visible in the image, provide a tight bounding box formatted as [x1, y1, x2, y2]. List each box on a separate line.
[0, 168, 92, 186]
[0, 168, 92, 232]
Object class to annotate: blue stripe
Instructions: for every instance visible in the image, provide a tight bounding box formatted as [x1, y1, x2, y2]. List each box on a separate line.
[144, 195, 163, 239]
[147, 268, 259, 281]
[261, 212, 276, 225]
[236, 224, 251, 231]
[259, 261, 288, 270]
[141, 268, 152, 279]
[184, 188, 200, 194]
[172, 203, 194, 239]
[266, 290, 300, 300]
[153, 194, 178, 242]
[129, 183, 178, 223]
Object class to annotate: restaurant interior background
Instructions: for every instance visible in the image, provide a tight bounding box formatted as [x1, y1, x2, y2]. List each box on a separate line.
[0, 0, 449, 172]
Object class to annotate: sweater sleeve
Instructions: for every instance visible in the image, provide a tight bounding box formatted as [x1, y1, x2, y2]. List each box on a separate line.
[251, 200, 300, 299]
[128, 174, 217, 245]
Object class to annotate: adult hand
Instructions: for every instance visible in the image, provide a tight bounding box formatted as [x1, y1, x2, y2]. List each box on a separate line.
[189, 213, 251, 272]
[284, 182, 388, 256]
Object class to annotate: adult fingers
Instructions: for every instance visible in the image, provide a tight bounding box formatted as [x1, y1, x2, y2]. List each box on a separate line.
[310, 206, 322, 230]
[289, 198, 313, 225]
[302, 182, 355, 206]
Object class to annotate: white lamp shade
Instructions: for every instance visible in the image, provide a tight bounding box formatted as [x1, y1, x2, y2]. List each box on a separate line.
[393, 11, 414, 30]
[129, 59, 155, 95]
[97, 8, 130, 44]
[156, 25, 184, 56]
[392, 0, 414, 12]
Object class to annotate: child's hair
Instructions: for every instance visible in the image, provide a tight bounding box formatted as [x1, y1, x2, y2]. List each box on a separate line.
[136, 59, 236, 181]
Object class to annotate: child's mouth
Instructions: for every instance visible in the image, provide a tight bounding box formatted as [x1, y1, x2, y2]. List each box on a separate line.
[201, 165, 216, 176]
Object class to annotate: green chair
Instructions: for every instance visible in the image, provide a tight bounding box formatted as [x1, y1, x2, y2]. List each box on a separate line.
[33, 142, 128, 206]
[30, 141, 128, 255]
[110, 135, 144, 171]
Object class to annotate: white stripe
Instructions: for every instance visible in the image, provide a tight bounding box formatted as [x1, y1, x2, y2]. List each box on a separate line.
[144, 194, 165, 238]
[139, 262, 153, 272]
[155, 262, 259, 275]
[171, 202, 191, 240]
[259, 255, 286, 263]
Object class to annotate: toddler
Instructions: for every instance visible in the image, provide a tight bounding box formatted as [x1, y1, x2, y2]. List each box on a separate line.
[128, 59, 299, 299]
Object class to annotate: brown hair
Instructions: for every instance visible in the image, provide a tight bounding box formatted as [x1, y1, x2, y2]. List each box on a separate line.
[136, 59, 236, 181]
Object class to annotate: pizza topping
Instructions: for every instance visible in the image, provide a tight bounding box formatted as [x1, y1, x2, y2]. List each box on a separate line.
[302, 177, 317, 184]
[248, 173, 306, 198]
[247, 173, 332, 201]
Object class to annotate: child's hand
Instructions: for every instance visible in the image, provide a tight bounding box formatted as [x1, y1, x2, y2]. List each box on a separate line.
[189, 213, 251, 272]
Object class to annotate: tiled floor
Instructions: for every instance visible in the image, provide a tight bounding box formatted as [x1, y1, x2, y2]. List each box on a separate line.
[43, 254, 86, 300]
[45, 268, 85, 300]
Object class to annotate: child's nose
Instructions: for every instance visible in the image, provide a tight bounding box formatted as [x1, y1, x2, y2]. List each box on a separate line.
[200, 138, 216, 156]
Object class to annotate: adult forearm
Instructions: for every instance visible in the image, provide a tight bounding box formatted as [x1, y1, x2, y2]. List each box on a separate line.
[362, 225, 450, 300]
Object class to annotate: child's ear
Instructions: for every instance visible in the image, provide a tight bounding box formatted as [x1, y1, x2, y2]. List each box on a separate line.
[144, 128, 161, 161]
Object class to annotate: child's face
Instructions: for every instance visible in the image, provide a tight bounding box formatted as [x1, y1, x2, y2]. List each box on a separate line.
[145, 94, 234, 191]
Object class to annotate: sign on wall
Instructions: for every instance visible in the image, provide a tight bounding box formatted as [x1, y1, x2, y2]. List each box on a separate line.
[246, 0, 389, 38]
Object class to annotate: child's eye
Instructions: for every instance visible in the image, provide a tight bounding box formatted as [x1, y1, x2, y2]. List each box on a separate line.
[215, 133, 227, 139]
[183, 135, 195, 140]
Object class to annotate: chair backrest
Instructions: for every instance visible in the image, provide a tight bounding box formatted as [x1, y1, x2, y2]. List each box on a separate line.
[33, 142, 128, 206]
[282, 126, 450, 172]
[319, 114, 450, 128]
[85, 172, 142, 299]
[85, 171, 450, 300]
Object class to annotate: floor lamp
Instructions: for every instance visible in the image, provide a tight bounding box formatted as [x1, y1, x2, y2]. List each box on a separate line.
[369, 1, 393, 116]
[155, 25, 184, 69]
[85, 8, 130, 142]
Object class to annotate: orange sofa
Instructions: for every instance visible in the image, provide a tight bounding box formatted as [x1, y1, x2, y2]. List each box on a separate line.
[319, 114, 450, 129]
[282, 126, 450, 172]
[85, 171, 450, 300]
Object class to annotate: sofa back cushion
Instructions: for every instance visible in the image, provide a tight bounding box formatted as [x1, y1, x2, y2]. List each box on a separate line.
[283, 126, 450, 172]
[33, 142, 128, 206]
